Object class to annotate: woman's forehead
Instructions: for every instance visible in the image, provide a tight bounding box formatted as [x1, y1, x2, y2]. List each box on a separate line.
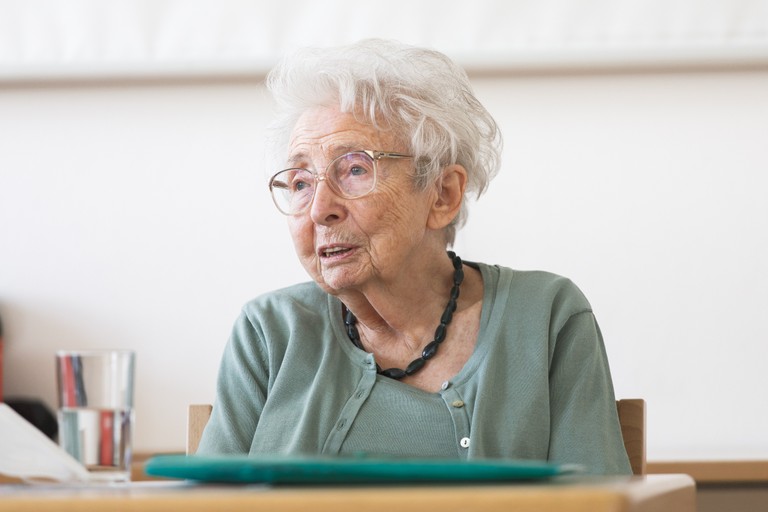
[287, 106, 397, 158]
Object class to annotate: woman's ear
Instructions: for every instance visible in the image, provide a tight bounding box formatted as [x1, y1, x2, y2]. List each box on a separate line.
[427, 164, 467, 230]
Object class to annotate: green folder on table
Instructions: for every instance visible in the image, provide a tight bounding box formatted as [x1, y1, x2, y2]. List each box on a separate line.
[145, 454, 582, 485]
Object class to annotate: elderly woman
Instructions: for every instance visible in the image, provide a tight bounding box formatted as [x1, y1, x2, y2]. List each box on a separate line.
[198, 39, 631, 474]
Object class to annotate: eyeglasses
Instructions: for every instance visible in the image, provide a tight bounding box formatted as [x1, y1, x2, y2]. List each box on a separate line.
[268, 150, 412, 215]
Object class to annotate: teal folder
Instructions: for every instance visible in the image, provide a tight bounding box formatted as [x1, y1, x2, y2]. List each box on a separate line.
[145, 454, 582, 485]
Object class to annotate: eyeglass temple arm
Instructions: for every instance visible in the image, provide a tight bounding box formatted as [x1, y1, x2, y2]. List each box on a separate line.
[372, 151, 412, 160]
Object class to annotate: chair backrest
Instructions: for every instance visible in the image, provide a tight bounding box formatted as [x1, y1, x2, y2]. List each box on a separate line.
[616, 398, 647, 475]
[187, 400, 647, 475]
[187, 404, 213, 455]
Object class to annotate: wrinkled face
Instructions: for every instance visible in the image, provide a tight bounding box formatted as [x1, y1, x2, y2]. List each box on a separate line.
[285, 106, 436, 295]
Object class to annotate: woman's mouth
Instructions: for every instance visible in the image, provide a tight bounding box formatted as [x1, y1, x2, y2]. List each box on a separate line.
[320, 246, 353, 259]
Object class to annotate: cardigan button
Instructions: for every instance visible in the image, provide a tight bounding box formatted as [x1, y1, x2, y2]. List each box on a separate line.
[460, 437, 470, 448]
[451, 400, 465, 408]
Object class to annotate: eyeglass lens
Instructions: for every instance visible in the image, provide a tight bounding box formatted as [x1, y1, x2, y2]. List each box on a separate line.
[271, 152, 377, 214]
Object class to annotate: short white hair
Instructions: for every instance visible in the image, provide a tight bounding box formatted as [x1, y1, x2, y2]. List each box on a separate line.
[266, 39, 502, 244]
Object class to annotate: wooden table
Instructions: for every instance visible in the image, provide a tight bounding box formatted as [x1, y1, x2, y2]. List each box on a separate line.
[0, 474, 695, 512]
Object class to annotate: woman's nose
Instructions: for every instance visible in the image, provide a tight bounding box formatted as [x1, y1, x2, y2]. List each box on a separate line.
[309, 178, 346, 225]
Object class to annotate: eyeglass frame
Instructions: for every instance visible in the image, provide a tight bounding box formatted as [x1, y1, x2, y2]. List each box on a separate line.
[268, 149, 413, 215]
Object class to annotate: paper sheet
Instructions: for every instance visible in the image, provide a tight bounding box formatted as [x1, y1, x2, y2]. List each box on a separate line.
[0, 403, 91, 482]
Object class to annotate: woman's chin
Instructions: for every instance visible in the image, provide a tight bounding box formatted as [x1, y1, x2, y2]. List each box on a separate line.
[316, 268, 362, 295]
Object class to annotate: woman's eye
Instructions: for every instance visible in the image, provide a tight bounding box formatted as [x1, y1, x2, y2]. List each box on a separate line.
[292, 178, 312, 192]
[349, 165, 368, 177]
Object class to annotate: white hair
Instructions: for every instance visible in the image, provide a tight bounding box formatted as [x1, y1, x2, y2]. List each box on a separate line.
[265, 39, 502, 244]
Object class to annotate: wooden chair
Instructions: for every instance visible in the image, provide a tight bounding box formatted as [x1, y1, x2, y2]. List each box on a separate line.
[187, 404, 213, 455]
[616, 398, 647, 475]
[187, 399, 647, 475]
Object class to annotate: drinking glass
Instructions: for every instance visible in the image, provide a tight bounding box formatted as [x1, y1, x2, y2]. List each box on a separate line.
[55, 349, 135, 482]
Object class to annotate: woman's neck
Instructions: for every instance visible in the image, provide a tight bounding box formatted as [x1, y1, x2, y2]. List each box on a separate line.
[338, 250, 477, 351]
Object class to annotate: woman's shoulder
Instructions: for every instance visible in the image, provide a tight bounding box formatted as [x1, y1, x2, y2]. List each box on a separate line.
[476, 262, 592, 311]
[241, 281, 327, 317]
[476, 261, 583, 289]
[227, 282, 331, 354]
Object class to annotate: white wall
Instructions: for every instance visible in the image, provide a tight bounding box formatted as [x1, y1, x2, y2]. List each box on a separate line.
[2, 69, 766, 460]
[1, 0, 767, 460]
[461, 71, 768, 461]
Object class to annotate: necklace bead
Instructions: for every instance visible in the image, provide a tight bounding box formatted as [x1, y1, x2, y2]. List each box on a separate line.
[344, 251, 464, 380]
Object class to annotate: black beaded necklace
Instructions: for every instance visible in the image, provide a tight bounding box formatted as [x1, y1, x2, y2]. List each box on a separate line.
[343, 250, 464, 380]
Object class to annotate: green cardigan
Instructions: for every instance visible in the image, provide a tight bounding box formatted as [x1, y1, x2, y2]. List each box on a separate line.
[198, 262, 632, 474]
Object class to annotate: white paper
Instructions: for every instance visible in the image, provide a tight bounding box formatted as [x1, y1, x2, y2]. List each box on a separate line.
[0, 403, 92, 483]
